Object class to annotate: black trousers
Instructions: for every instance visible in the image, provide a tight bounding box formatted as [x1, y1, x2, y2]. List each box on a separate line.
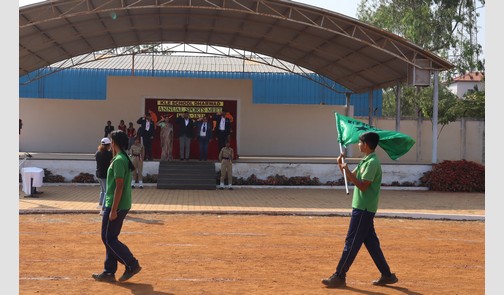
[100, 207, 139, 274]
[334, 208, 392, 278]
[217, 131, 229, 151]
[142, 136, 152, 160]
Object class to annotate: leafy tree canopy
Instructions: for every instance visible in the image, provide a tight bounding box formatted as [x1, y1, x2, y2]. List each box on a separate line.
[357, 0, 485, 123]
[357, 0, 485, 78]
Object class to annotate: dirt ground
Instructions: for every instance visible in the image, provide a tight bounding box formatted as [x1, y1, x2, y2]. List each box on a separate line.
[19, 213, 484, 295]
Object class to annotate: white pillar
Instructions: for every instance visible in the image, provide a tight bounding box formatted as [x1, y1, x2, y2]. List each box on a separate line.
[432, 71, 439, 164]
[395, 83, 401, 131]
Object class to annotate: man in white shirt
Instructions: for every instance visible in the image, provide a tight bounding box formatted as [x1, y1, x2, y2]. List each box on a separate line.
[196, 115, 213, 161]
[212, 110, 232, 152]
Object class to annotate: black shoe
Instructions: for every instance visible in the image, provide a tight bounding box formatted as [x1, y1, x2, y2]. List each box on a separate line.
[219, 187, 224, 190]
[322, 273, 346, 288]
[131, 185, 135, 189]
[118, 265, 142, 282]
[139, 185, 143, 189]
[228, 187, 233, 190]
[92, 272, 116, 282]
[372, 273, 398, 286]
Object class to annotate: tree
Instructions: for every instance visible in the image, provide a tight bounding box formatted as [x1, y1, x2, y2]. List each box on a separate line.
[382, 84, 460, 122]
[357, 0, 485, 78]
[454, 90, 485, 119]
[357, 0, 485, 125]
[382, 86, 420, 118]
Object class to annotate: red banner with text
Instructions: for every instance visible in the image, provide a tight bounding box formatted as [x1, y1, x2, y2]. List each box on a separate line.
[144, 98, 237, 160]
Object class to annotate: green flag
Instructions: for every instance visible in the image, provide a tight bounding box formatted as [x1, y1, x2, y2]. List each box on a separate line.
[335, 112, 416, 160]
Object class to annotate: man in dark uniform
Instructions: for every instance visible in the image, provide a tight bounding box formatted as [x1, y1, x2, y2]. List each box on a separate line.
[175, 111, 195, 161]
[136, 113, 155, 161]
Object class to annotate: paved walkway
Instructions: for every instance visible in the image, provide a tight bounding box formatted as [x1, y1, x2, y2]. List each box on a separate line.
[19, 184, 485, 221]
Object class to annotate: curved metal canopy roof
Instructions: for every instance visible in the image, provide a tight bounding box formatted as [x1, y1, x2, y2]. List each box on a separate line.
[20, 0, 453, 93]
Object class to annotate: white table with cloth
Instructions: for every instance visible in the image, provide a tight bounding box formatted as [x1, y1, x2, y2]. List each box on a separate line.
[21, 167, 45, 196]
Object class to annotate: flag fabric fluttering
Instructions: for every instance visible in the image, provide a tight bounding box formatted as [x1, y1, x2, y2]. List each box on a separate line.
[335, 112, 415, 160]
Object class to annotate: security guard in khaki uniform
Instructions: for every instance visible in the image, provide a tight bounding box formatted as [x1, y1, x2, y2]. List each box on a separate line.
[129, 136, 144, 188]
[218, 140, 234, 190]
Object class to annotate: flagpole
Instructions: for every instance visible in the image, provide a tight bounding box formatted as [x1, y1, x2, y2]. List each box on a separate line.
[338, 142, 350, 195]
[335, 111, 349, 195]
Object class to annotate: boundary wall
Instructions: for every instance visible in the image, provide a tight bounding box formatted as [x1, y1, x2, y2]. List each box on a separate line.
[19, 76, 484, 165]
[18, 159, 431, 186]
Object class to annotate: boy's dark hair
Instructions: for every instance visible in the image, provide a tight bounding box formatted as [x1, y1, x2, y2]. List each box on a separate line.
[110, 130, 135, 171]
[359, 132, 379, 150]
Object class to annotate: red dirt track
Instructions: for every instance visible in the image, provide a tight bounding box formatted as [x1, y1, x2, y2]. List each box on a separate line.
[19, 213, 484, 294]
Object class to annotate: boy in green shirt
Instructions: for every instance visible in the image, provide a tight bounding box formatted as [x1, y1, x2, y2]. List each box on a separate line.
[322, 132, 398, 288]
[92, 130, 142, 283]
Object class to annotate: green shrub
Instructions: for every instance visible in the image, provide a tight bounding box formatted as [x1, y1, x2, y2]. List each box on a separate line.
[419, 160, 484, 192]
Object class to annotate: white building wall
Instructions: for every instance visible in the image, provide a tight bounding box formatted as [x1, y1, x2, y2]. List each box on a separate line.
[450, 81, 485, 98]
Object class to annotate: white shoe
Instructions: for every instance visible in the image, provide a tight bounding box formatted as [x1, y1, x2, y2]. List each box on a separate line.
[99, 210, 104, 216]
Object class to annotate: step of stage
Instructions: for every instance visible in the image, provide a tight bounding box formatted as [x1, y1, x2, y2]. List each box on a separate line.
[157, 160, 217, 190]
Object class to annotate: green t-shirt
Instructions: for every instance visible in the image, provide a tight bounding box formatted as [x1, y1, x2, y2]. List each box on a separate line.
[351, 152, 382, 213]
[105, 152, 133, 209]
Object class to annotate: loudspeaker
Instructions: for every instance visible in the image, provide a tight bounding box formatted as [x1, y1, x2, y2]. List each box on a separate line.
[407, 59, 431, 87]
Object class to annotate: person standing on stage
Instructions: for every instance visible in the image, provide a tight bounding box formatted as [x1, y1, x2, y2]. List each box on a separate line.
[175, 111, 195, 161]
[195, 115, 212, 161]
[212, 110, 232, 152]
[104, 120, 114, 138]
[136, 113, 155, 161]
[117, 119, 127, 133]
[126, 122, 136, 151]
[157, 114, 174, 161]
